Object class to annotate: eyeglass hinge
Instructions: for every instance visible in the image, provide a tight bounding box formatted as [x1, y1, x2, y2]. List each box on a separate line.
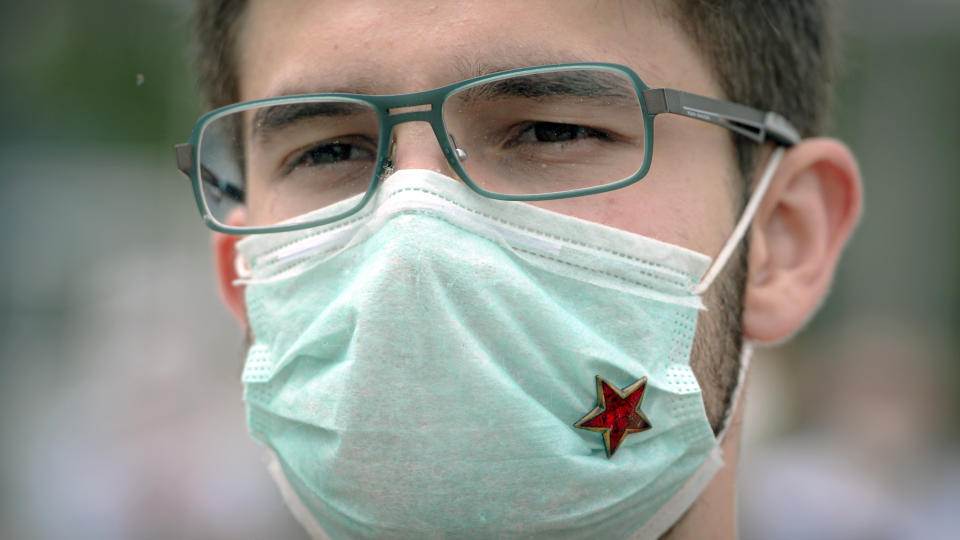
[175, 143, 194, 176]
[763, 112, 802, 146]
[642, 88, 668, 115]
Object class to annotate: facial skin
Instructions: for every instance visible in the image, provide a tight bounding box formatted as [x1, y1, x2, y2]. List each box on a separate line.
[212, 1, 862, 537]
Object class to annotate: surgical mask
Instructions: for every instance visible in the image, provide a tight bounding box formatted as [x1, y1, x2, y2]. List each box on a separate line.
[235, 149, 783, 539]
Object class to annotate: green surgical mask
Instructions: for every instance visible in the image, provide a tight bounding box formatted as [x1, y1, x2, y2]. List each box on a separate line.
[236, 151, 781, 539]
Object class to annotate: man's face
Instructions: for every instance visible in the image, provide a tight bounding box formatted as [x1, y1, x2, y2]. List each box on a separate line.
[235, 0, 746, 428]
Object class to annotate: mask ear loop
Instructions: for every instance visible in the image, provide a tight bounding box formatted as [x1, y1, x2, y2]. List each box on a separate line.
[693, 146, 785, 296]
[716, 340, 753, 444]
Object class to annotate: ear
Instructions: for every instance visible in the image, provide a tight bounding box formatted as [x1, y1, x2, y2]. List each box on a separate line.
[212, 211, 248, 327]
[742, 138, 862, 343]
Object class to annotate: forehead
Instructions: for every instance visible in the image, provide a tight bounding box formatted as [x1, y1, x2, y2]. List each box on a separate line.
[236, 0, 720, 101]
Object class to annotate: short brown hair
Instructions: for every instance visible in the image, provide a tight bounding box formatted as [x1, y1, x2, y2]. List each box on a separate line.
[192, 0, 837, 180]
[670, 0, 836, 177]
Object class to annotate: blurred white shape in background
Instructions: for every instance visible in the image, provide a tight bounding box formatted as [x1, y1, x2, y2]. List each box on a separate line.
[740, 317, 959, 540]
[0, 147, 307, 540]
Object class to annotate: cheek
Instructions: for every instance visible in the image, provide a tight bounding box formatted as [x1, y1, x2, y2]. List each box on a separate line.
[525, 118, 741, 255]
[640, 117, 742, 254]
[528, 171, 737, 257]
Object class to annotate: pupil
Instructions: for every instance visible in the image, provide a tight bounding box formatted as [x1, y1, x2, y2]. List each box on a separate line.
[534, 122, 579, 142]
[310, 143, 350, 164]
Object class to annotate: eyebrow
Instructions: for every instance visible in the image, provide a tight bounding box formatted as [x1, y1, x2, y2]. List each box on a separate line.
[265, 49, 599, 97]
[251, 101, 373, 143]
[452, 70, 638, 103]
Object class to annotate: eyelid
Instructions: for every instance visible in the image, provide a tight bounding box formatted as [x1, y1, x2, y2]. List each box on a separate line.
[252, 102, 377, 143]
[279, 136, 376, 174]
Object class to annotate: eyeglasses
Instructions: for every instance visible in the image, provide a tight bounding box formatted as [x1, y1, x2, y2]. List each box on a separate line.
[175, 63, 799, 234]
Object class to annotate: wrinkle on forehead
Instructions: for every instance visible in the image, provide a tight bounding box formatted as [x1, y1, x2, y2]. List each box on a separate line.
[236, 0, 703, 101]
[248, 46, 613, 99]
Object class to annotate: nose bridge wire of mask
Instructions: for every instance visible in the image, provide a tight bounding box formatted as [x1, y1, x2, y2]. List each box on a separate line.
[234, 176, 574, 289]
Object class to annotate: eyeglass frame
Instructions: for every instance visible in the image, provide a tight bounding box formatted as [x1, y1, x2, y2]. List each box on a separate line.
[175, 62, 800, 235]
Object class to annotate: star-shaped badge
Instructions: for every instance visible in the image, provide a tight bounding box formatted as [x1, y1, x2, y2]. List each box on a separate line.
[574, 376, 652, 457]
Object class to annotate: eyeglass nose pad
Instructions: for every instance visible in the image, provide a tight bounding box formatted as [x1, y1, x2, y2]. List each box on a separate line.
[448, 133, 468, 161]
[377, 134, 398, 178]
[386, 134, 398, 164]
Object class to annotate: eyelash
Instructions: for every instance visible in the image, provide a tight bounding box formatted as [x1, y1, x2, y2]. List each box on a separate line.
[284, 137, 376, 173]
[506, 121, 613, 147]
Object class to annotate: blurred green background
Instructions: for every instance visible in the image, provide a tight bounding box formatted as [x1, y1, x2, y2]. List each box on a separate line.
[0, 1, 957, 539]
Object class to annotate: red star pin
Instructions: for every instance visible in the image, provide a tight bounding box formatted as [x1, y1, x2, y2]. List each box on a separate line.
[574, 376, 652, 457]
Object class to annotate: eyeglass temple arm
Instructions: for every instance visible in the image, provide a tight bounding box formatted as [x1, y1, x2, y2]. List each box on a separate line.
[174, 143, 246, 203]
[642, 88, 800, 147]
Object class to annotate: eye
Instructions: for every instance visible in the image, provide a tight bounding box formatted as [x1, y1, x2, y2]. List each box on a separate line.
[290, 140, 375, 170]
[513, 121, 610, 144]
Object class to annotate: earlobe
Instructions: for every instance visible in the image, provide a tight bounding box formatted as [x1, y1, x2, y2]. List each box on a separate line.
[742, 138, 862, 343]
[213, 217, 249, 327]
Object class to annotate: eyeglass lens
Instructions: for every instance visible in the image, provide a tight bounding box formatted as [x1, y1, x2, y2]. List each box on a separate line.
[196, 67, 646, 229]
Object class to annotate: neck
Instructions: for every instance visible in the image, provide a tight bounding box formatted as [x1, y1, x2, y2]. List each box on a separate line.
[662, 381, 747, 540]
